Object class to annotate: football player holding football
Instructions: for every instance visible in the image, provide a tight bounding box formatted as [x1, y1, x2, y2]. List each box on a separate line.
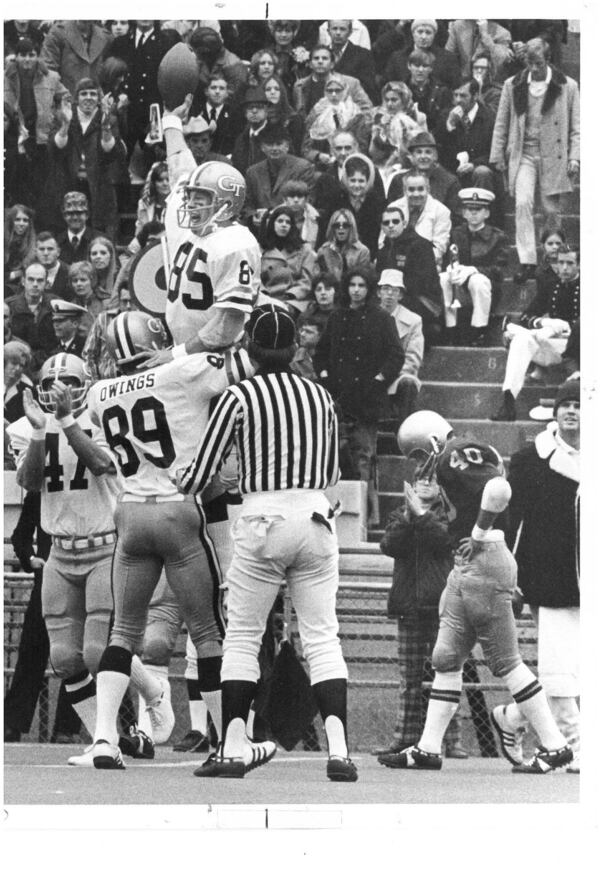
[7, 354, 174, 766]
[378, 411, 573, 774]
[142, 94, 261, 365]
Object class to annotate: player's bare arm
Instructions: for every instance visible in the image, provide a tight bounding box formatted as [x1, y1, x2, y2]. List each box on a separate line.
[52, 381, 114, 476]
[16, 388, 47, 491]
[163, 94, 196, 184]
[140, 309, 246, 368]
[457, 476, 512, 561]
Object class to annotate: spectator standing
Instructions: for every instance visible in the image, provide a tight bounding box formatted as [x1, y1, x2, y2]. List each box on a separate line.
[40, 20, 112, 98]
[293, 44, 372, 119]
[4, 39, 68, 211]
[491, 245, 580, 421]
[497, 380, 581, 773]
[489, 38, 580, 284]
[35, 232, 73, 301]
[189, 27, 248, 107]
[264, 21, 310, 98]
[316, 209, 371, 283]
[55, 192, 99, 266]
[259, 205, 318, 314]
[384, 20, 460, 90]
[7, 263, 58, 375]
[104, 20, 180, 171]
[314, 268, 404, 523]
[338, 154, 387, 259]
[49, 299, 88, 357]
[377, 270, 424, 424]
[445, 20, 513, 83]
[49, 79, 126, 239]
[327, 19, 378, 103]
[231, 86, 270, 176]
[440, 188, 507, 346]
[196, 75, 239, 157]
[4, 204, 37, 297]
[135, 162, 170, 236]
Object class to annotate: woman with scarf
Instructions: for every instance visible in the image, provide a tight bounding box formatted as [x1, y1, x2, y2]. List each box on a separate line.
[316, 209, 371, 283]
[338, 153, 387, 259]
[302, 73, 370, 168]
[260, 205, 318, 316]
[370, 81, 426, 167]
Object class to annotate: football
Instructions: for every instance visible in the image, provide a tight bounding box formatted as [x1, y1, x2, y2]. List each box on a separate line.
[157, 43, 200, 111]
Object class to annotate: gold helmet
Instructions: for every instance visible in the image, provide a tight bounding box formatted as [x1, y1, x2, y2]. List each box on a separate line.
[177, 161, 246, 235]
[38, 353, 91, 413]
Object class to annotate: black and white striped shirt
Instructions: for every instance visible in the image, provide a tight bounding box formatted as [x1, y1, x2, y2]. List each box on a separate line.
[179, 372, 340, 495]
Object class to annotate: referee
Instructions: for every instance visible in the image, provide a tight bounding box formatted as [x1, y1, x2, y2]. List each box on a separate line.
[177, 304, 357, 782]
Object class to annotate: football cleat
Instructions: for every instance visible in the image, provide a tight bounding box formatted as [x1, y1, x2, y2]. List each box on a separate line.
[38, 353, 91, 413]
[173, 730, 210, 753]
[326, 756, 358, 782]
[146, 691, 175, 744]
[512, 744, 573, 774]
[92, 740, 126, 770]
[377, 744, 443, 770]
[491, 705, 526, 766]
[67, 745, 94, 767]
[193, 739, 277, 779]
[119, 725, 155, 759]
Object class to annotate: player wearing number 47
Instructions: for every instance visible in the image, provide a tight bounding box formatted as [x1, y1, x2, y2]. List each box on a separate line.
[140, 94, 261, 368]
[6, 353, 174, 767]
[83, 311, 265, 770]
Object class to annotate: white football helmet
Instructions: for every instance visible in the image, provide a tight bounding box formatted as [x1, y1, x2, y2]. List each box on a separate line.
[397, 410, 454, 461]
[177, 161, 246, 235]
[38, 353, 91, 413]
[106, 311, 170, 369]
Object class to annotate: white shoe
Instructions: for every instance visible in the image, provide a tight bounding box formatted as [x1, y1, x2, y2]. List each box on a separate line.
[92, 739, 126, 770]
[146, 690, 175, 744]
[68, 745, 94, 767]
[491, 705, 527, 766]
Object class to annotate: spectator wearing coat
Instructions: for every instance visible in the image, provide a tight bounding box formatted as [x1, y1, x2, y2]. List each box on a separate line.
[7, 263, 59, 375]
[489, 38, 580, 283]
[293, 43, 372, 118]
[259, 205, 318, 315]
[40, 20, 112, 98]
[388, 170, 452, 267]
[327, 20, 378, 103]
[316, 209, 371, 283]
[445, 19, 513, 83]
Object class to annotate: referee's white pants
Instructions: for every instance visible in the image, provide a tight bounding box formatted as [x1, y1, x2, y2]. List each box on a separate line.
[440, 272, 491, 328]
[502, 324, 567, 398]
[221, 490, 348, 686]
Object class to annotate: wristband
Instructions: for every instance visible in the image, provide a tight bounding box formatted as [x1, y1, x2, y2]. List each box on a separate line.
[58, 414, 76, 429]
[31, 427, 47, 441]
[471, 525, 489, 542]
[172, 343, 188, 359]
[162, 115, 183, 132]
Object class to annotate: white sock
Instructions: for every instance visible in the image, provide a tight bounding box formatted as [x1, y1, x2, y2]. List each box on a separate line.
[189, 699, 208, 735]
[201, 690, 222, 740]
[246, 707, 256, 739]
[324, 715, 348, 758]
[418, 671, 462, 755]
[223, 717, 246, 757]
[64, 673, 97, 738]
[504, 701, 528, 730]
[129, 655, 162, 704]
[504, 663, 565, 750]
[94, 671, 130, 746]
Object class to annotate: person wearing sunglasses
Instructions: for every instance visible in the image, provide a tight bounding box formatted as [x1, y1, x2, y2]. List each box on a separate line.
[316, 209, 371, 282]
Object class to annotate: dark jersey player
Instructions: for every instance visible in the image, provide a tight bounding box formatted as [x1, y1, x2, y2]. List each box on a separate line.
[378, 411, 573, 774]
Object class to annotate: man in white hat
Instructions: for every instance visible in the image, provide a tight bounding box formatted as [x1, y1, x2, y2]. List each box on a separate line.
[182, 115, 230, 165]
[377, 269, 424, 424]
[51, 300, 89, 357]
[440, 187, 506, 345]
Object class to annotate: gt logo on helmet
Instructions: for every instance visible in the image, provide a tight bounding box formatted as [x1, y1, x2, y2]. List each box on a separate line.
[218, 176, 245, 196]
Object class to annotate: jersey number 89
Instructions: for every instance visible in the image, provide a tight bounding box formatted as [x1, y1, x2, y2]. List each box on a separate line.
[102, 397, 175, 477]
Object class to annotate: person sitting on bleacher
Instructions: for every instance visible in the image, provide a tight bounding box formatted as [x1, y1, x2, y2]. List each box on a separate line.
[491, 244, 580, 421]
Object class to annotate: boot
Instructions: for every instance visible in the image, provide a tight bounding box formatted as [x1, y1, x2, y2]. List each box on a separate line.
[490, 390, 516, 421]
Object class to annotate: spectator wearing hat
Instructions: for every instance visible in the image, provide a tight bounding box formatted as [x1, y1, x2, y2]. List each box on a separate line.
[103, 20, 180, 169]
[50, 80, 126, 238]
[55, 192, 99, 266]
[384, 20, 460, 90]
[489, 38, 580, 285]
[4, 38, 68, 211]
[440, 188, 507, 345]
[50, 299, 88, 357]
[189, 27, 248, 106]
[377, 270, 424, 425]
[491, 244, 580, 421]
[336, 153, 387, 259]
[7, 263, 59, 375]
[35, 232, 73, 301]
[182, 114, 231, 165]
[388, 170, 452, 268]
[231, 86, 271, 175]
[376, 206, 442, 348]
[244, 124, 316, 227]
[387, 131, 462, 226]
[503, 379, 581, 773]
[293, 44, 372, 119]
[445, 20, 513, 83]
[40, 20, 112, 99]
[327, 20, 378, 103]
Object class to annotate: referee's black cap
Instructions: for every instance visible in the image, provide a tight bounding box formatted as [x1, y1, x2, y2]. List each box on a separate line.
[246, 304, 296, 350]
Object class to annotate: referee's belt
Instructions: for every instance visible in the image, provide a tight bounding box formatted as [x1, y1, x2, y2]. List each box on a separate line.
[119, 493, 194, 503]
[52, 532, 116, 551]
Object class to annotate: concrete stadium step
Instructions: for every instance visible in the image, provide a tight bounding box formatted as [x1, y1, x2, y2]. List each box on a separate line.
[421, 346, 566, 384]
[377, 418, 545, 459]
[419, 382, 558, 418]
[494, 279, 537, 315]
[339, 543, 390, 580]
[503, 212, 580, 240]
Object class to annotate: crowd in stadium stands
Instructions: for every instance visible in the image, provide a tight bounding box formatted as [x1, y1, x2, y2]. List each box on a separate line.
[3, 20, 581, 756]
